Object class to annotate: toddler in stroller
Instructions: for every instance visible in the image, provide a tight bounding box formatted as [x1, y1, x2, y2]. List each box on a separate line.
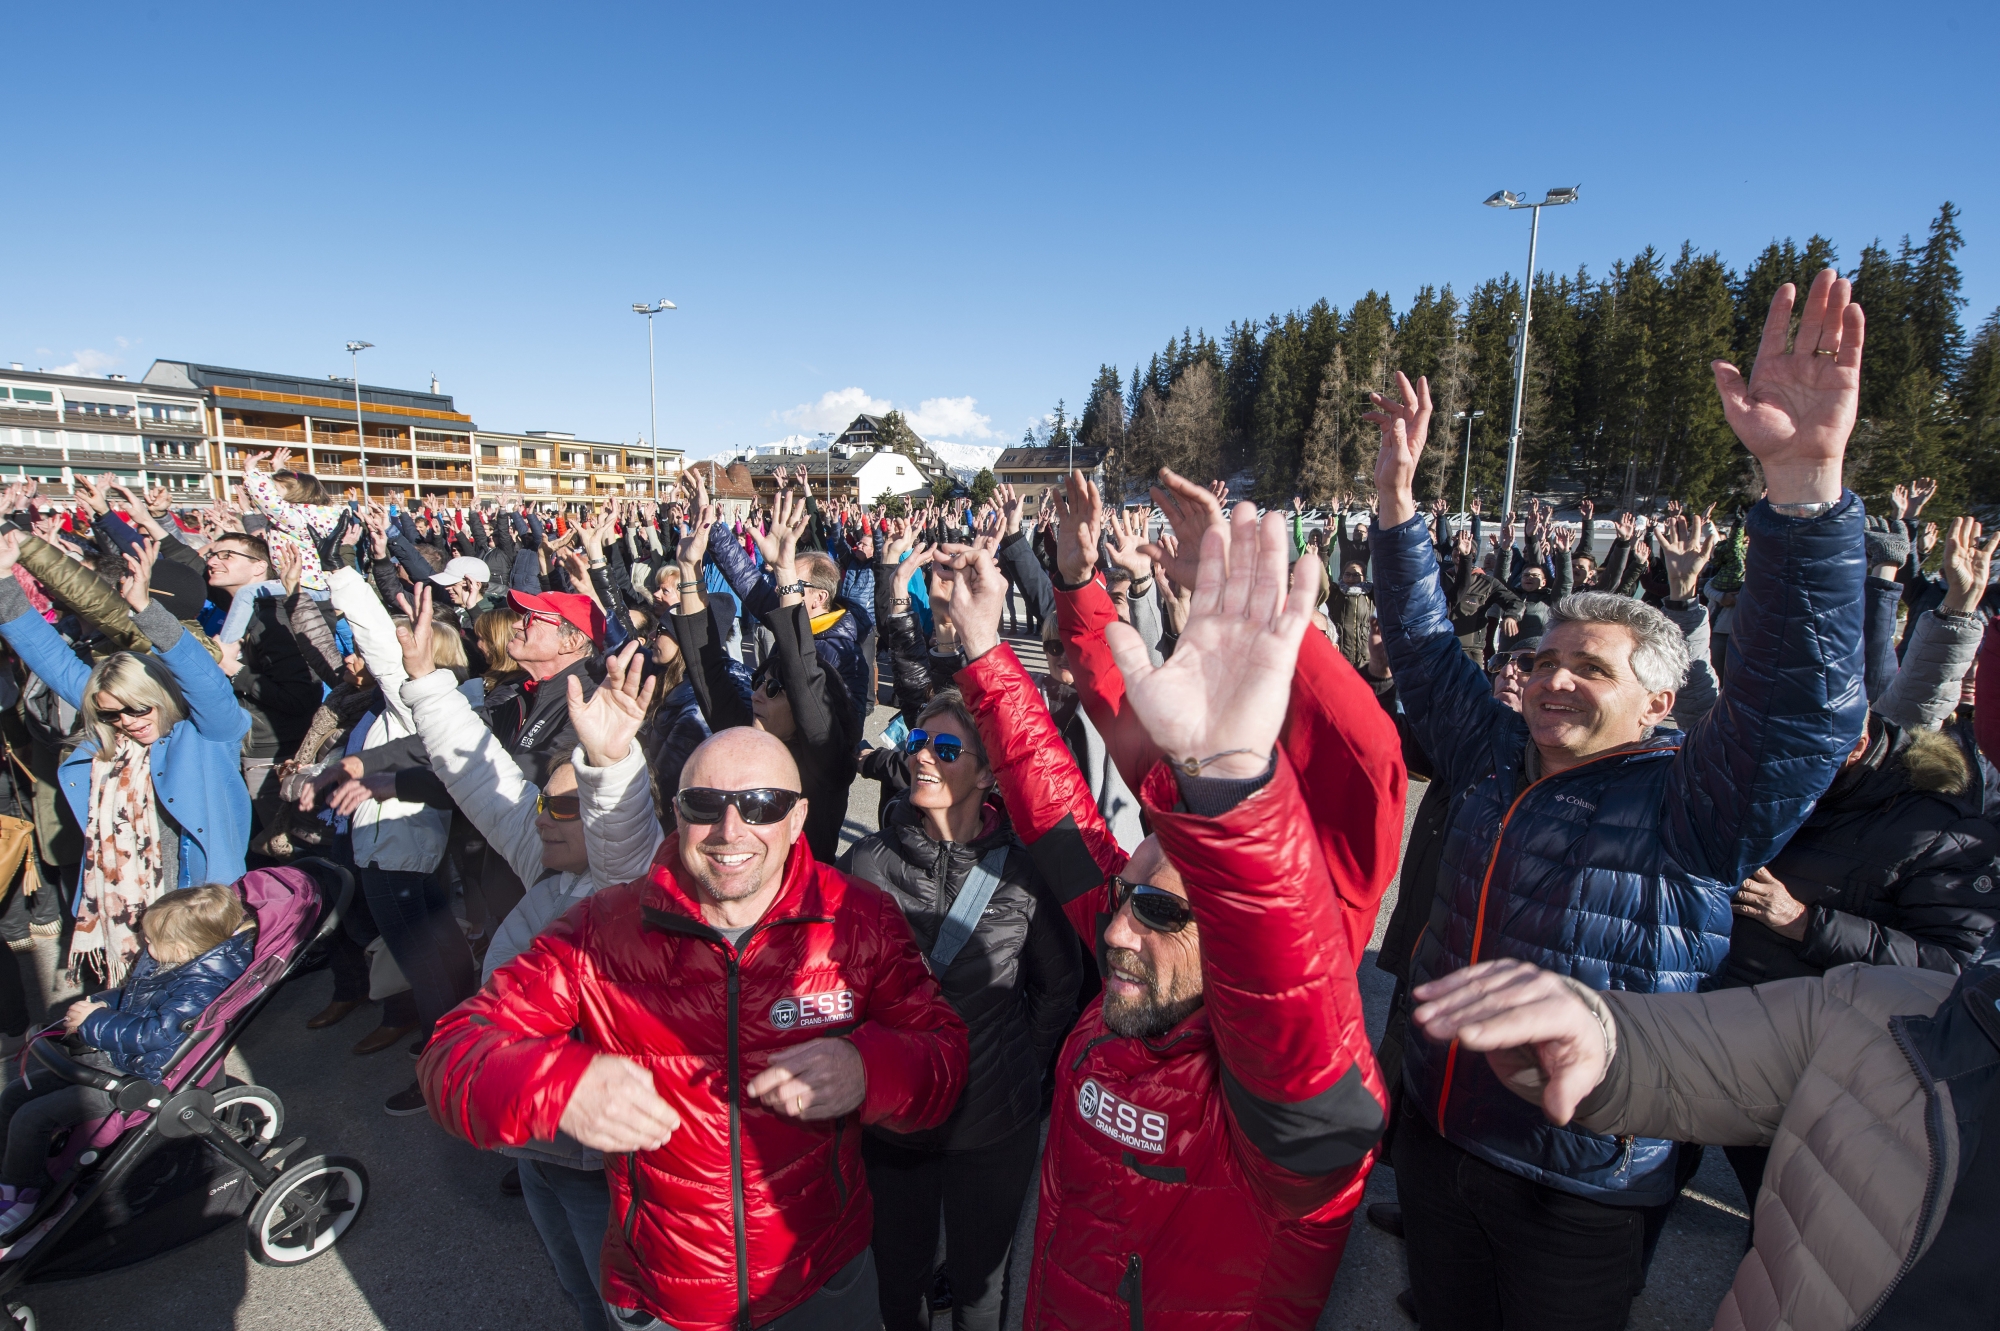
[0, 884, 255, 1244]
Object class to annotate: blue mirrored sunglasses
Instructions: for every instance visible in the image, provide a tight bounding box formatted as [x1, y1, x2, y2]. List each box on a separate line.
[902, 728, 965, 764]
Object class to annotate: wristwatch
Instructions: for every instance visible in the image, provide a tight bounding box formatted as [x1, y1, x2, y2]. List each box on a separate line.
[775, 579, 808, 598]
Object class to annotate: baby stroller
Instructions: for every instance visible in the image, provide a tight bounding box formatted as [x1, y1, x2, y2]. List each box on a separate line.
[0, 861, 368, 1330]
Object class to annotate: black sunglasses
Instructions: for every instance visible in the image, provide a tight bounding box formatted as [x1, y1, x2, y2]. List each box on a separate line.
[1486, 650, 1538, 677]
[1110, 875, 1194, 934]
[674, 787, 803, 826]
[902, 728, 965, 764]
[753, 670, 785, 699]
[100, 702, 156, 719]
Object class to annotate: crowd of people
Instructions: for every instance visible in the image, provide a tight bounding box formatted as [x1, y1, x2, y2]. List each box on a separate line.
[0, 270, 1993, 1330]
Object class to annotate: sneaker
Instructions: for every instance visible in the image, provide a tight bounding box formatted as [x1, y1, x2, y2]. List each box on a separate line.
[0, 1190, 39, 1238]
[384, 1082, 429, 1116]
[499, 1164, 522, 1197]
[1395, 1288, 1419, 1324]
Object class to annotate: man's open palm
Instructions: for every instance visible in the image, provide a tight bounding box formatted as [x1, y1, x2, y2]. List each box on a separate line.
[1104, 505, 1315, 780]
[1712, 269, 1862, 504]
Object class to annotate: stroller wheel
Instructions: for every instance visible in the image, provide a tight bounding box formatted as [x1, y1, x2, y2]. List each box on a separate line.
[212, 1085, 285, 1154]
[246, 1155, 367, 1266]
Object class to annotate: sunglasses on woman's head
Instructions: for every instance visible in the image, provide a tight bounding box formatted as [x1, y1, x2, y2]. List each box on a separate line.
[536, 792, 581, 821]
[902, 729, 964, 764]
[673, 787, 802, 826]
[1110, 875, 1195, 934]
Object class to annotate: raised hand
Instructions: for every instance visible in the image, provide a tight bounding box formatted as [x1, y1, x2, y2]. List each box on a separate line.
[1143, 468, 1226, 592]
[1411, 959, 1612, 1126]
[273, 541, 305, 597]
[566, 640, 657, 765]
[118, 537, 158, 614]
[1911, 476, 1938, 515]
[1922, 521, 1940, 557]
[363, 502, 390, 557]
[1365, 373, 1435, 529]
[1890, 483, 1910, 520]
[269, 447, 294, 473]
[931, 545, 1008, 660]
[1657, 515, 1716, 598]
[1614, 510, 1635, 542]
[72, 473, 107, 516]
[1053, 469, 1105, 586]
[1712, 268, 1862, 506]
[1940, 516, 2000, 615]
[1105, 508, 1152, 578]
[996, 482, 1025, 535]
[393, 585, 438, 680]
[1102, 503, 1318, 780]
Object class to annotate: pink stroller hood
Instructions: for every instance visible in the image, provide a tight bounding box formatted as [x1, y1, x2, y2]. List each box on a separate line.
[39, 867, 326, 1164]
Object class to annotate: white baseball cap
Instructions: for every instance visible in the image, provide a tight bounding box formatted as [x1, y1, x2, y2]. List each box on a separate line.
[428, 556, 492, 587]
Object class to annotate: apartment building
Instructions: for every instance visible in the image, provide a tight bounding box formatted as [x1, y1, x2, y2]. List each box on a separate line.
[143, 360, 477, 507]
[473, 429, 683, 501]
[0, 364, 212, 500]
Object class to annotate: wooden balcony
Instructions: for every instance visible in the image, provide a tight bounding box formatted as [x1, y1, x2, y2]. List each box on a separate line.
[222, 424, 309, 445]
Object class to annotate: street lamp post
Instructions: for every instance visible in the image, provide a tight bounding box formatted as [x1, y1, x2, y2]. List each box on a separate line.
[1455, 409, 1486, 515]
[1482, 186, 1578, 519]
[632, 299, 677, 499]
[345, 341, 373, 499]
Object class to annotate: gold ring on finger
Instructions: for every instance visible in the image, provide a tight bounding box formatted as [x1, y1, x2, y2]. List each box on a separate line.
[1813, 348, 1837, 356]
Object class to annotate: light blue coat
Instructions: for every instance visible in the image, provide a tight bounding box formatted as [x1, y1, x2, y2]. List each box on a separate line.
[0, 598, 252, 887]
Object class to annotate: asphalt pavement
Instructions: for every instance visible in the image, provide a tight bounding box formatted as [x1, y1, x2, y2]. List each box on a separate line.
[15, 631, 1746, 1330]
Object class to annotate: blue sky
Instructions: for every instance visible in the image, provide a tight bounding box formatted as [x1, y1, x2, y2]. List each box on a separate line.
[7, 1, 1996, 459]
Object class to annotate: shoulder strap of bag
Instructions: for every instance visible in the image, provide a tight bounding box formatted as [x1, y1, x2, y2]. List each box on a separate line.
[929, 845, 1011, 974]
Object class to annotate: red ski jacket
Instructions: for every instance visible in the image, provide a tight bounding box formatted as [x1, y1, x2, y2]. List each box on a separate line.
[418, 837, 968, 1330]
[958, 639, 1399, 1330]
[1055, 575, 1406, 963]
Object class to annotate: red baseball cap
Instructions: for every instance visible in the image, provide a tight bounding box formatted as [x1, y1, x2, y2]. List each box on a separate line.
[508, 589, 605, 647]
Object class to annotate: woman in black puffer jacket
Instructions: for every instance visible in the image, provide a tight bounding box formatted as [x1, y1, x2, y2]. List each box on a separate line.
[840, 690, 1083, 1331]
[1719, 712, 2000, 1216]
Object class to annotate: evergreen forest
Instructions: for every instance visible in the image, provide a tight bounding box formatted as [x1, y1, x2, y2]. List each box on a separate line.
[1052, 204, 1999, 520]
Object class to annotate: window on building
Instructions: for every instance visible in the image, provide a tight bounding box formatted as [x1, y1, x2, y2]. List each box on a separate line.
[66, 400, 131, 419]
[480, 445, 499, 460]
[4, 389, 54, 405]
[140, 401, 197, 425]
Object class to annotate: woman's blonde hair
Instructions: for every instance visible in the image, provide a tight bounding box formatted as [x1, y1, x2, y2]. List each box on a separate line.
[142, 882, 247, 967]
[82, 652, 189, 756]
[272, 470, 331, 506]
[392, 616, 468, 674]
[476, 608, 521, 681]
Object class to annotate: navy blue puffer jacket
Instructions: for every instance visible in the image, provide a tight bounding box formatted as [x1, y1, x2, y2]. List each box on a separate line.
[1375, 495, 1865, 1205]
[79, 929, 257, 1083]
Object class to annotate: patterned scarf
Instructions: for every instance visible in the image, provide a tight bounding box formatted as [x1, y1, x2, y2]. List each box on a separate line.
[75, 738, 166, 989]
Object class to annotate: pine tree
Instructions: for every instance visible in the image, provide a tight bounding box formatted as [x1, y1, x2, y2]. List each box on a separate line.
[1957, 309, 2000, 498]
[1296, 347, 1347, 507]
[1078, 365, 1124, 444]
[1909, 203, 1968, 381]
[970, 468, 997, 507]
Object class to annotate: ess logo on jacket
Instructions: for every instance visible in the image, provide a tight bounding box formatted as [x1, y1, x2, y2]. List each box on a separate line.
[770, 990, 854, 1030]
[1078, 1078, 1168, 1153]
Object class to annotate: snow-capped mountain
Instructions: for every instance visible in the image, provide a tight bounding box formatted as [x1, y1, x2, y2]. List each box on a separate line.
[927, 440, 1005, 481]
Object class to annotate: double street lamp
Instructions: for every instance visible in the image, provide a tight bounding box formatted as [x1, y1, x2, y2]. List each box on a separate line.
[632, 299, 677, 497]
[1483, 185, 1578, 518]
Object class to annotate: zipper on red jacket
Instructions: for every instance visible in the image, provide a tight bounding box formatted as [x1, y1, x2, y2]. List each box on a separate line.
[1434, 747, 1651, 1129]
[1116, 1252, 1143, 1330]
[621, 1155, 644, 1248]
[725, 953, 752, 1331]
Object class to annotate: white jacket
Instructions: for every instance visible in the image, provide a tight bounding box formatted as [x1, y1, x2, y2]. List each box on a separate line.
[400, 666, 664, 1171]
[397, 668, 663, 982]
[328, 566, 454, 874]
